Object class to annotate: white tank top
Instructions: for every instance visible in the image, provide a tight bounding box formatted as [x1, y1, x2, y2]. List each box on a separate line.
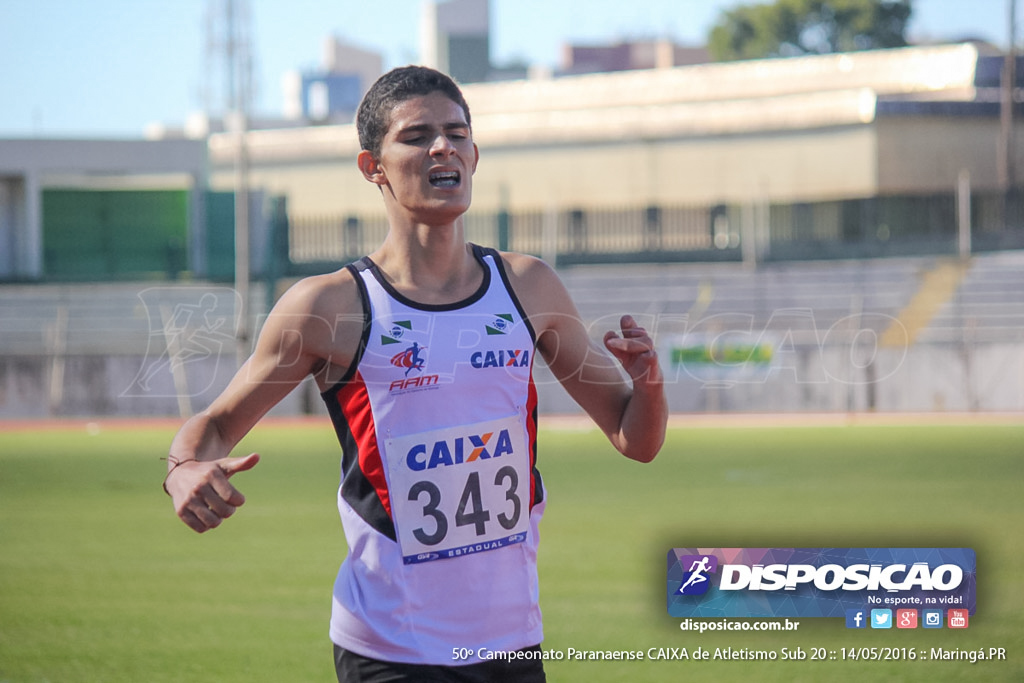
[321, 245, 546, 665]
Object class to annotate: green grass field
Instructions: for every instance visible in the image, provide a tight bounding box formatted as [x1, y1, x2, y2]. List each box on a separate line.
[1, 419, 1022, 682]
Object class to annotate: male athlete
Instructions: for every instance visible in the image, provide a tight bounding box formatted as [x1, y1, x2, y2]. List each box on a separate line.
[164, 66, 667, 682]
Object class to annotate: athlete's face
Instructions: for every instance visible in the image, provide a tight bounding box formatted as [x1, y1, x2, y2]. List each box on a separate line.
[361, 92, 479, 226]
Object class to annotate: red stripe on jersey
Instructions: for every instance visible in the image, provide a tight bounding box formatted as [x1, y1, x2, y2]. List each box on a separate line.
[335, 371, 391, 518]
[526, 371, 540, 509]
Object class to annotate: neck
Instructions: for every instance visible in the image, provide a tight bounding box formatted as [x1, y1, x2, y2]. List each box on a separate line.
[369, 219, 481, 304]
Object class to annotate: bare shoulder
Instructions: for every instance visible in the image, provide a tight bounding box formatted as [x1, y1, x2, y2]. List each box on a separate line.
[273, 266, 362, 320]
[494, 251, 577, 334]
[496, 250, 557, 282]
[258, 266, 365, 386]
[495, 251, 569, 303]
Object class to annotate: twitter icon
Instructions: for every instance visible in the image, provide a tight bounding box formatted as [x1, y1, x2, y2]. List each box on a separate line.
[871, 609, 893, 629]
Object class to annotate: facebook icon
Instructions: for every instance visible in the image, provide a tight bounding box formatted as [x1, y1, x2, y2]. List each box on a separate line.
[845, 609, 867, 629]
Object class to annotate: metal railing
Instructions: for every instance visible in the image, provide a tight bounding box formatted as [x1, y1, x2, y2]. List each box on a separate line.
[284, 190, 1024, 271]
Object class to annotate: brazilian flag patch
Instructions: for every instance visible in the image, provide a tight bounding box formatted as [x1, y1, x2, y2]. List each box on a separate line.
[381, 320, 413, 345]
[486, 313, 515, 335]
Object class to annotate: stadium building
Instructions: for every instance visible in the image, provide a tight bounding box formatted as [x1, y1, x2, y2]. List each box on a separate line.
[1, 42, 1023, 417]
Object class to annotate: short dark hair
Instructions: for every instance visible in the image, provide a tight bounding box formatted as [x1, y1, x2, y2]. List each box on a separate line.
[356, 66, 472, 158]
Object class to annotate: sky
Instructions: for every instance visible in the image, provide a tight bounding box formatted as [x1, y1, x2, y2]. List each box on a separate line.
[0, 0, 1017, 138]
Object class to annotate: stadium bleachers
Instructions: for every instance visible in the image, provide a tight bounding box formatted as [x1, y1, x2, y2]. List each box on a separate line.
[921, 250, 1024, 344]
[1, 251, 1021, 416]
[0, 283, 249, 357]
[563, 252, 1022, 339]
[564, 256, 926, 340]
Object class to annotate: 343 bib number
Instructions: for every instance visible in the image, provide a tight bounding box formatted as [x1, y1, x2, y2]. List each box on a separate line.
[386, 414, 531, 564]
[409, 466, 522, 545]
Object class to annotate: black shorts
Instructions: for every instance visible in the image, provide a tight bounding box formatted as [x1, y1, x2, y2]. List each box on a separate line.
[334, 644, 547, 683]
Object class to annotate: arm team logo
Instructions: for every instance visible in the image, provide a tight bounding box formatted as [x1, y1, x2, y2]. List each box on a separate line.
[391, 342, 427, 376]
[675, 554, 718, 595]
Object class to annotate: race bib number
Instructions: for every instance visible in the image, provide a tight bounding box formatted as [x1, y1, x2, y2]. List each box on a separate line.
[386, 414, 530, 564]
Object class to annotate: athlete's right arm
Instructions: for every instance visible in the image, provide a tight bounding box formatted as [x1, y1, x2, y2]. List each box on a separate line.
[164, 270, 365, 533]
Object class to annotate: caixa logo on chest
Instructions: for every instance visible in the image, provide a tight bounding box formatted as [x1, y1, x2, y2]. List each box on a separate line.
[470, 349, 530, 369]
[406, 429, 515, 471]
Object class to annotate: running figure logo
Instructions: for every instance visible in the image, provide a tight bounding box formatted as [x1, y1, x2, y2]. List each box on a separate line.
[392, 342, 427, 376]
[676, 554, 718, 595]
[123, 287, 238, 400]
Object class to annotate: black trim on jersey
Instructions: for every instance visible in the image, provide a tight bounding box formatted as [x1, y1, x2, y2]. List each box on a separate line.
[319, 260, 373, 399]
[323, 387, 397, 542]
[318, 260, 397, 541]
[476, 246, 546, 509]
[360, 247, 492, 312]
[477, 245, 538, 345]
[530, 404, 545, 508]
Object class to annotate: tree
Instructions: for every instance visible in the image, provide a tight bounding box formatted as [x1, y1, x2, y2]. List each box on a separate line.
[707, 0, 914, 62]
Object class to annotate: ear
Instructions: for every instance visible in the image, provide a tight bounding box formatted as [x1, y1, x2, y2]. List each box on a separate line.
[357, 150, 386, 185]
[471, 143, 480, 174]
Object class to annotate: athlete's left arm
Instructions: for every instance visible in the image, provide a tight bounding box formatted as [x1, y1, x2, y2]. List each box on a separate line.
[502, 253, 667, 463]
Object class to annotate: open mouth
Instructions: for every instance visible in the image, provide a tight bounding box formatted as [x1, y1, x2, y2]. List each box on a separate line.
[428, 170, 461, 188]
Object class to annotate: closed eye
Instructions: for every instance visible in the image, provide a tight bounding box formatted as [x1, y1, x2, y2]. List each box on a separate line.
[395, 122, 470, 145]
